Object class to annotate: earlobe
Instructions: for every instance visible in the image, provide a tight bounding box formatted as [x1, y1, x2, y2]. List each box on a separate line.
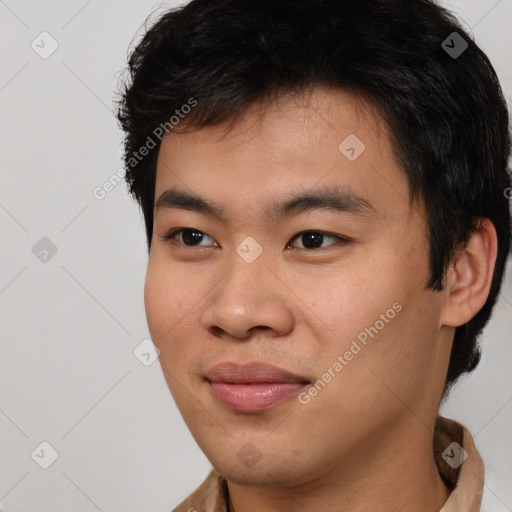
[440, 218, 498, 328]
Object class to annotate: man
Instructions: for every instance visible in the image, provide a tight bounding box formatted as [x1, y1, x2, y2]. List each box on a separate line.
[115, 0, 511, 510]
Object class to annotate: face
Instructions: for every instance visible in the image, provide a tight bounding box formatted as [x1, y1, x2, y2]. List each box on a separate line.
[144, 87, 452, 486]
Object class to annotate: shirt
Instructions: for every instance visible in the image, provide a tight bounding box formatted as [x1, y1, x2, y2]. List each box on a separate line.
[172, 415, 484, 512]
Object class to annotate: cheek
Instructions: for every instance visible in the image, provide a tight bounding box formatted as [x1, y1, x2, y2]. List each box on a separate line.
[144, 255, 199, 335]
[143, 263, 168, 342]
[293, 255, 405, 343]
[143, 255, 214, 382]
[144, 265, 194, 406]
[143, 259, 189, 360]
[297, 250, 436, 397]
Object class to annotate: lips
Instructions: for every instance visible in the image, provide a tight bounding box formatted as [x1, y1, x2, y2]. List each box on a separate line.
[205, 361, 310, 412]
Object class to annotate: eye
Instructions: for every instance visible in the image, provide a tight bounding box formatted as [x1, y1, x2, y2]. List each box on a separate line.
[159, 228, 218, 247]
[286, 230, 349, 250]
[159, 228, 350, 251]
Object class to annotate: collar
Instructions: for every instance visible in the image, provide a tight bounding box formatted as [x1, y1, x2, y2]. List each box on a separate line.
[173, 415, 484, 512]
[436, 416, 484, 511]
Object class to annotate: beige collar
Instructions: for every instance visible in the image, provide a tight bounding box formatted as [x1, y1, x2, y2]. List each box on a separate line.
[436, 416, 484, 511]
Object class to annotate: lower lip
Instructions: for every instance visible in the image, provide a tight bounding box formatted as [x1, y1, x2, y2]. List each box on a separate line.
[208, 381, 308, 412]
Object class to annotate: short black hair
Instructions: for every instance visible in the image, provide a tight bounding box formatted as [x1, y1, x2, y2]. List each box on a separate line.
[115, 0, 511, 397]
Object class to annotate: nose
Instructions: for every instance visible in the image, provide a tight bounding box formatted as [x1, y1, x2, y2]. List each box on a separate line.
[200, 254, 295, 341]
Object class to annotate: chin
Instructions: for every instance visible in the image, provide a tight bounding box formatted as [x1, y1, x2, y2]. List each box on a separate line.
[219, 466, 275, 486]
[207, 446, 313, 488]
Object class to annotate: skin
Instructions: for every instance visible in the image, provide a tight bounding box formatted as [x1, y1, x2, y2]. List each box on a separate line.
[144, 87, 497, 512]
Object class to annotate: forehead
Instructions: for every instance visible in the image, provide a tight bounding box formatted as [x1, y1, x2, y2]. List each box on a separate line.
[159, 87, 387, 160]
[153, 87, 413, 221]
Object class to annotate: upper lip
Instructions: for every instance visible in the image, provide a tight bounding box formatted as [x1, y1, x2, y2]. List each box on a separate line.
[204, 361, 310, 384]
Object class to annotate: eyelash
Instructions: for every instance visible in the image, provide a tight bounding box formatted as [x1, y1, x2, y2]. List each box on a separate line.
[159, 228, 351, 251]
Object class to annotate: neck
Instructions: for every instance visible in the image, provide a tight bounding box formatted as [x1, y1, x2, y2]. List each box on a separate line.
[226, 419, 452, 512]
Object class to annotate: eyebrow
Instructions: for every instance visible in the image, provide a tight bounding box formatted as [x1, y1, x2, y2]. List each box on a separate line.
[154, 185, 378, 222]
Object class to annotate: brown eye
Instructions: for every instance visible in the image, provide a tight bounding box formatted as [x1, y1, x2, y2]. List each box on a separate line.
[286, 231, 348, 250]
[161, 228, 218, 247]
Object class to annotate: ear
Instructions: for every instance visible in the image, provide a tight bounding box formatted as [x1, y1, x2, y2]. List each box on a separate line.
[439, 218, 498, 328]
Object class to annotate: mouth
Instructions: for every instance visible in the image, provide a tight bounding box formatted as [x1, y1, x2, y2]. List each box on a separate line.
[204, 361, 311, 413]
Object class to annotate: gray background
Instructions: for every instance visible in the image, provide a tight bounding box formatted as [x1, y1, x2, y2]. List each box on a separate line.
[0, 0, 511, 510]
